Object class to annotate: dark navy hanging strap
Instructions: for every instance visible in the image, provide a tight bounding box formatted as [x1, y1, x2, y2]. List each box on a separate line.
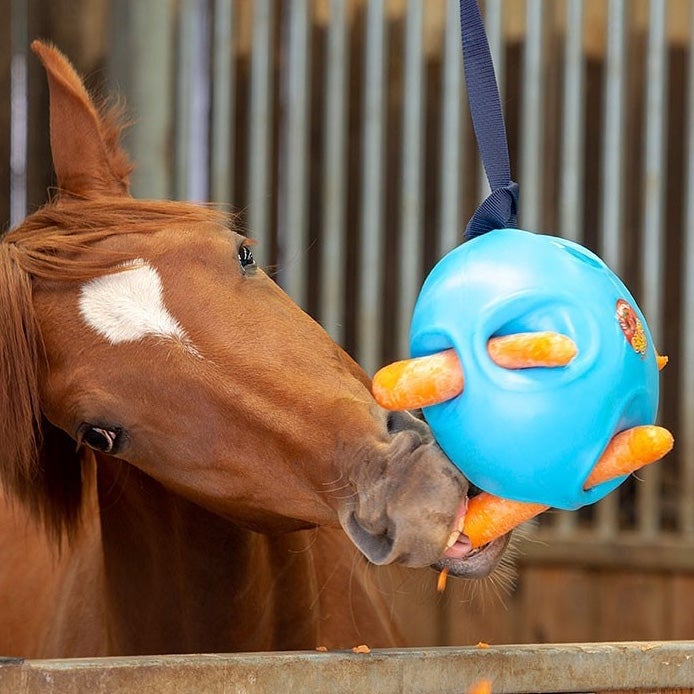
[460, 0, 519, 240]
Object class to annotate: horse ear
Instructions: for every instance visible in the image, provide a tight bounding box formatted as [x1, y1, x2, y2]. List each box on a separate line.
[31, 40, 133, 198]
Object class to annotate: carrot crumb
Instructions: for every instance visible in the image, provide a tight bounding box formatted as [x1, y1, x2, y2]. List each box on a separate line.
[437, 567, 449, 593]
[476, 641, 490, 649]
[352, 644, 371, 654]
[467, 679, 492, 694]
[315, 646, 328, 652]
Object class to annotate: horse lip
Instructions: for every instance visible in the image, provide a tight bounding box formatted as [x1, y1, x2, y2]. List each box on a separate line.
[431, 533, 511, 579]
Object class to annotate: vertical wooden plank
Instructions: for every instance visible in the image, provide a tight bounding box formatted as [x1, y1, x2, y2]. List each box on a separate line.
[519, 0, 545, 231]
[247, 0, 274, 265]
[0, 0, 11, 231]
[442, 573, 521, 646]
[396, 0, 424, 359]
[174, 0, 213, 203]
[108, 0, 175, 199]
[669, 575, 694, 639]
[378, 566, 443, 647]
[595, 0, 627, 539]
[597, 570, 669, 641]
[681, 0, 694, 538]
[356, 0, 386, 376]
[519, 566, 598, 643]
[438, 0, 464, 257]
[25, 0, 53, 212]
[559, 0, 585, 243]
[636, 0, 668, 540]
[279, 0, 311, 307]
[210, 0, 235, 204]
[320, 0, 349, 343]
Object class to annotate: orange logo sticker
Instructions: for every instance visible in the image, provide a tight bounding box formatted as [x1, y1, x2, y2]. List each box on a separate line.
[616, 299, 647, 357]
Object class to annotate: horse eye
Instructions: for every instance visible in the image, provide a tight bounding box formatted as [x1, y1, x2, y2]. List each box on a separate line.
[80, 426, 119, 454]
[238, 244, 257, 274]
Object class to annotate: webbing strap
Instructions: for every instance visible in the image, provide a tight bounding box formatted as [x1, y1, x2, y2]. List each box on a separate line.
[459, 0, 519, 240]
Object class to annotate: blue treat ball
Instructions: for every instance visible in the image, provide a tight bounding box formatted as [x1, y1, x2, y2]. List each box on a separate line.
[410, 228, 660, 510]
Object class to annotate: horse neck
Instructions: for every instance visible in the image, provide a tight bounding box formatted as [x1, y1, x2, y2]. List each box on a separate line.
[95, 456, 320, 654]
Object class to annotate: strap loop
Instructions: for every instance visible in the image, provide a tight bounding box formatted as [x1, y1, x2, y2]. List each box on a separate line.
[459, 0, 519, 240]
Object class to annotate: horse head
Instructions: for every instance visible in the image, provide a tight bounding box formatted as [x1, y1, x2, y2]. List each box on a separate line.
[0, 41, 508, 581]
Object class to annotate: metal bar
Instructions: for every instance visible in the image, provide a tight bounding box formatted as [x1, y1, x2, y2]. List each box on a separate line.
[477, 0, 504, 203]
[107, 0, 175, 199]
[210, 0, 235, 204]
[636, 0, 668, 539]
[594, 0, 627, 537]
[320, 0, 349, 344]
[174, 0, 195, 201]
[559, 0, 584, 243]
[519, 0, 544, 231]
[599, 0, 626, 274]
[357, 0, 386, 376]
[2, 643, 693, 693]
[396, 0, 424, 359]
[9, 0, 27, 227]
[553, 0, 588, 538]
[681, 1, 694, 537]
[247, 0, 274, 264]
[279, 0, 310, 306]
[438, 0, 464, 256]
[190, 1, 211, 202]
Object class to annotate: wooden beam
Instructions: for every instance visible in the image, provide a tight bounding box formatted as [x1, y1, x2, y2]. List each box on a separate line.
[1, 642, 693, 693]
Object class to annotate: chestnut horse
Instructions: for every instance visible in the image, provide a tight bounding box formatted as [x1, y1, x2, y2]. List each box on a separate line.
[0, 42, 509, 658]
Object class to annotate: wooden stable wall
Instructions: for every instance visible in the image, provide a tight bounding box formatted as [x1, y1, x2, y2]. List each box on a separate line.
[383, 562, 694, 647]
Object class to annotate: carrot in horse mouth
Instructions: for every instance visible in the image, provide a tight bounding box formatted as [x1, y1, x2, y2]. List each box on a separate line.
[437, 425, 671, 594]
[462, 425, 673, 548]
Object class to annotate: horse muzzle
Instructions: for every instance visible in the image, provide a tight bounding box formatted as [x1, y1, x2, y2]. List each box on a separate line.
[338, 410, 510, 577]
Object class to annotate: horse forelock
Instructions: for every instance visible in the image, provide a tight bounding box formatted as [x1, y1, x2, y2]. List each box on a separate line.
[5, 198, 232, 281]
[0, 197, 231, 542]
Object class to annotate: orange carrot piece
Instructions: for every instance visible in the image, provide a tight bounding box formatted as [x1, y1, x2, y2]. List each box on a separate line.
[583, 425, 673, 489]
[372, 332, 577, 411]
[463, 494, 548, 549]
[656, 353, 668, 371]
[487, 331, 578, 369]
[437, 567, 450, 593]
[467, 679, 492, 694]
[372, 349, 463, 411]
[463, 425, 673, 548]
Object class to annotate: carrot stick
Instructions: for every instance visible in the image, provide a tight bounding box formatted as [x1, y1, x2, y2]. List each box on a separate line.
[462, 425, 673, 548]
[372, 332, 577, 411]
[372, 349, 463, 411]
[487, 331, 578, 369]
[463, 495, 548, 550]
[583, 425, 673, 489]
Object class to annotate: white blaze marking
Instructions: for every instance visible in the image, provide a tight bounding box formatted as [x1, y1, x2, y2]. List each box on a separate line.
[78, 261, 192, 348]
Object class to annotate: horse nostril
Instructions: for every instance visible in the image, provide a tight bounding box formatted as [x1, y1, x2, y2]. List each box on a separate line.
[342, 512, 396, 565]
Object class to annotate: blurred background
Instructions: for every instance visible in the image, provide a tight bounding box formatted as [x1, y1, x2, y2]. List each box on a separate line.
[2, 0, 693, 646]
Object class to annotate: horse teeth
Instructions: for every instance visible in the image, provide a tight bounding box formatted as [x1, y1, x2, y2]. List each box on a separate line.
[445, 530, 461, 549]
[457, 517, 466, 533]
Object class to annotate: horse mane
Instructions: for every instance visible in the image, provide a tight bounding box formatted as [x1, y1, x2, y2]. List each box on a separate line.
[0, 199, 230, 541]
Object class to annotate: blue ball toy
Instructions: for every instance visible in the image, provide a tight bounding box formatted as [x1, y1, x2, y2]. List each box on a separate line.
[409, 228, 660, 510]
